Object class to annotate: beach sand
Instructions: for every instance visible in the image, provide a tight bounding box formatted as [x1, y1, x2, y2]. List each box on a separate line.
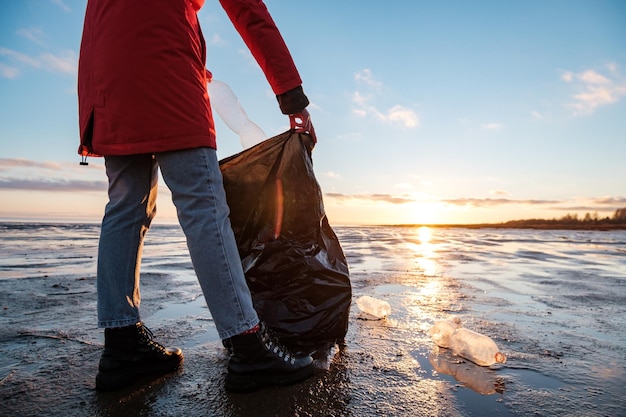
[1, 224, 625, 416]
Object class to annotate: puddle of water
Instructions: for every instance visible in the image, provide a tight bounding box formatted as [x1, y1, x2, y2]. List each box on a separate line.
[349, 255, 385, 273]
[411, 346, 514, 416]
[374, 283, 419, 294]
[410, 346, 564, 417]
[150, 295, 209, 321]
[149, 296, 221, 347]
[182, 327, 221, 347]
[499, 367, 563, 391]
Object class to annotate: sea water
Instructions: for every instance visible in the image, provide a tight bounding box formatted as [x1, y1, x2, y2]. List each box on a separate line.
[1, 222, 624, 416]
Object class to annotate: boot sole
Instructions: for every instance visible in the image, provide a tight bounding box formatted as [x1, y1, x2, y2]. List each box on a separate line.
[225, 362, 315, 393]
[96, 357, 184, 392]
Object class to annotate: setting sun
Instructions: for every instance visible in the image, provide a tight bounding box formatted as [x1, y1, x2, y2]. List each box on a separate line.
[401, 201, 442, 225]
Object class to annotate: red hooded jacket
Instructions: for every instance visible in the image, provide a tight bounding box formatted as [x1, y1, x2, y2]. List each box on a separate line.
[78, 0, 302, 157]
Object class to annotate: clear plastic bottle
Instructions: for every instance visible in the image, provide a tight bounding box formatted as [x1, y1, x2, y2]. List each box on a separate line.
[429, 316, 462, 348]
[207, 79, 266, 149]
[356, 295, 391, 319]
[448, 327, 506, 366]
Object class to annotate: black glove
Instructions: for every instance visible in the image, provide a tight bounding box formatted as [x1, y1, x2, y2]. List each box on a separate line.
[276, 85, 309, 115]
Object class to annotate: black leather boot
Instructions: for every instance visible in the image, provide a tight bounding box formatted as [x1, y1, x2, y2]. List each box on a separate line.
[225, 322, 314, 393]
[96, 322, 183, 392]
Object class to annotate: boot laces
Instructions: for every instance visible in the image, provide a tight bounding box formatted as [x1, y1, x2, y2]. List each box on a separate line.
[137, 323, 168, 356]
[260, 326, 296, 365]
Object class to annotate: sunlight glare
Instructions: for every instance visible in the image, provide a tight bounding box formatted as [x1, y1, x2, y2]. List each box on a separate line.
[411, 226, 441, 276]
[418, 225, 432, 244]
[410, 201, 440, 225]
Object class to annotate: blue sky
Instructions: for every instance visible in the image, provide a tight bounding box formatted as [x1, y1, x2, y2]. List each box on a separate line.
[1, 0, 625, 225]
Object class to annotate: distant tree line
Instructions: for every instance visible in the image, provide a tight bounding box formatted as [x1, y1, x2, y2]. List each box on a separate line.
[499, 207, 626, 230]
[397, 208, 626, 230]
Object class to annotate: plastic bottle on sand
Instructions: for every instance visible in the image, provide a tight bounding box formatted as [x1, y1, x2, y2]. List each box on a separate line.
[207, 79, 266, 149]
[448, 327, 506, 366]
[429, 316, 463, 348]
[356, 296, 391, 319]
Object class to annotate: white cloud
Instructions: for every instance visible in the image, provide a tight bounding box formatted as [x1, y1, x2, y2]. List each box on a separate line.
[572, 88, 616, 109]
[0, 177, 105, 192]
[386, 105, 419, 128]
[0, 47, 77, 77]
[352, 69, 419, 128]
[355, 69, 382, 89]
[50, 0, 71, 12]
[0, 63, 20, 79]
[481, 122, 503, 130]
[0, 158, 63, 171]
[0, 47, 40, 68]
[237, 48, 257, 67]
[351, 108, 367, 117]
[442, 197, 560, 208]
[352, 91, 369, 106]
[531, 110, 543, 120]
[489, 190, 508, 196]
[17, 27, 48, 46]
[210, 33, 227, 47]
[578, 70, 610, 84]
[562, 64, 626, 115]
[40, 50, 77, 75]
[561, 71, 574, 82]
[326, 192, 415, 205]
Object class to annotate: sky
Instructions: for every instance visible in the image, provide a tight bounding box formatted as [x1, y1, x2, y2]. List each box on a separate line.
[1, 0, 625, 225]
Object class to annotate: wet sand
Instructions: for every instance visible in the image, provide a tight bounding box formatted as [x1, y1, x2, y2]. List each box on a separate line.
[1, 224, 625, 416]
[0, 272, 466, 417]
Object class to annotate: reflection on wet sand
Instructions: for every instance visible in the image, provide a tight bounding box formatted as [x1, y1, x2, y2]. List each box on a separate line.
[428, 349, 505, 395]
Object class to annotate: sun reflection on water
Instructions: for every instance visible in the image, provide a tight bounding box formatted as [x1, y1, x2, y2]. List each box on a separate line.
[405, 226, 442, 277]
[385, 227, 457, 334]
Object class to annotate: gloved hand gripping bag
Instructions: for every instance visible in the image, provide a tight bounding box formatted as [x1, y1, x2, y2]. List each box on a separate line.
[219, 130, 351, 355]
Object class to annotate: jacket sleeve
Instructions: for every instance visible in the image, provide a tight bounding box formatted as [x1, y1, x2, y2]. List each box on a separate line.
[219, 0, 303, 96]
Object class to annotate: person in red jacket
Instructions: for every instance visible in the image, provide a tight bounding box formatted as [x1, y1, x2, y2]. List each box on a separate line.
[78, 0, 315, 393]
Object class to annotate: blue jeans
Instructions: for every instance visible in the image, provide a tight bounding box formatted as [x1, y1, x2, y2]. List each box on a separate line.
[97, 147, 259, 339]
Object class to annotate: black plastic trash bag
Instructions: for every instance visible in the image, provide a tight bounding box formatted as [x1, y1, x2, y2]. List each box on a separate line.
[219, 130, 351, 355]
